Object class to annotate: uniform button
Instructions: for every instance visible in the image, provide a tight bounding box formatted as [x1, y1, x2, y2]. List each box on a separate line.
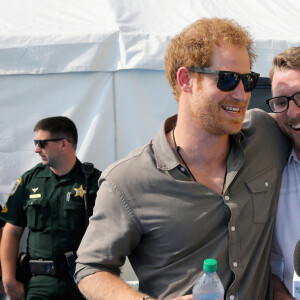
[224, 195, 230, 201]
[233, 262, 238, 267]
[180, 166, 186, 173]
[265, 181, 269, 187]
[230, 295, 235, 300]
[231, 226, 236, 231]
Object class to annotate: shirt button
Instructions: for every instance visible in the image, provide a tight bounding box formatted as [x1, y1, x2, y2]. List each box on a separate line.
[231, 226, 236, 231]
[265, 181, 269, 187]
[180, 166, 186, 173]
[233, 262, 238, 267]
[230, 295, 235, 300]
[224, 195, 230, 201]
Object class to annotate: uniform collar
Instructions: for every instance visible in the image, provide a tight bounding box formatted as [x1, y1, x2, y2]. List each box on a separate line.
[36, 157, 83, 180]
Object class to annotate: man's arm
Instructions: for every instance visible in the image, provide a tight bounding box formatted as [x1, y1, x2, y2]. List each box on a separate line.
[272, 274, 294, 300]
[78, 271, 155, 300]
[78, 271, 193, 300]
[1, 222, 25, 300]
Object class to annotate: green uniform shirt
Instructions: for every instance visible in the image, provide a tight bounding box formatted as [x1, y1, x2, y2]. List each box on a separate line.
[1, 158, 100, 260]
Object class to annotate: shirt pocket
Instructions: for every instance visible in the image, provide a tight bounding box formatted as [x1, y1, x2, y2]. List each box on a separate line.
[245, 166, 277, 224]
[63, 198, 85, 231]
[24, 198, 47, 230]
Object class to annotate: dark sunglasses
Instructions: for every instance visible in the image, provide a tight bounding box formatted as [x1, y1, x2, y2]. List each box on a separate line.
[34, 138, 69, 149]
[266, 92, 300, 113]
[189, 67, 260, 92]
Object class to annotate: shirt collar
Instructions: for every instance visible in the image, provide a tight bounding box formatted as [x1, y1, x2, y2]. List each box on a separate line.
[152, 115, 179, 171]
[288, 148, 300, 164]
[152, 114, 243, 171]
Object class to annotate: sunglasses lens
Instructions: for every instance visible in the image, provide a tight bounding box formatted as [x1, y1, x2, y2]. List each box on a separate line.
[34, 140, 46, 148]
[218, 72, 240, 91]
[243, 74, 259, 92]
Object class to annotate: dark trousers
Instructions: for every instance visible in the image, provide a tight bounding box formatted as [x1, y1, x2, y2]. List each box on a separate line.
[25, 274, 84, 300]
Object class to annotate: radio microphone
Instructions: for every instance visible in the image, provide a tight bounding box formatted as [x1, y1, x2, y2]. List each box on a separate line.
[293, 240, 300, 298]
[82, 162, 94, 178]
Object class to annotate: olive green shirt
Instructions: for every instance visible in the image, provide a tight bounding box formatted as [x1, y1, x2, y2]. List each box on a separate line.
[1, 158, 100, 260]
[75, 109, 290, 300]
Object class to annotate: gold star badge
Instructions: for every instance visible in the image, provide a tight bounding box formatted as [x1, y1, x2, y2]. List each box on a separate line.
[73, 185, 86, 198]
[1, 205, 7, 213]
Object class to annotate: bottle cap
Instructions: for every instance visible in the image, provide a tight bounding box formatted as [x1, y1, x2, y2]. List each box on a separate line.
[203, 258, 217, 272]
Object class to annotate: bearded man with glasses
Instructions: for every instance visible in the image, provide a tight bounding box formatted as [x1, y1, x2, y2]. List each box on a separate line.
[0, 116, 101, 300]
[75, 18, 290, 300]
[269, 47, 300, 300]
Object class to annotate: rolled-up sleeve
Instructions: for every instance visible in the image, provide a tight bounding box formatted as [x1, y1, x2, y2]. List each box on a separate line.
[74, 178, 141, 283]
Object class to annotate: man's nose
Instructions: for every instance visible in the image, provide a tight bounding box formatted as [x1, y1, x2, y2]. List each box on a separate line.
[232, 80, 250, 102]
[34, 144, 41, 153]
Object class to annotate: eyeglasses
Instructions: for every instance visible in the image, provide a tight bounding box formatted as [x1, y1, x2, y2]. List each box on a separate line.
[189, 67, 260, 92]
[34, 138, 69, 149]
[266, 92, 300, 113]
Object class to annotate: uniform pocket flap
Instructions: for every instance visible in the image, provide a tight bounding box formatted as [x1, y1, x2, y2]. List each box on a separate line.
[24, 197, 46, 208]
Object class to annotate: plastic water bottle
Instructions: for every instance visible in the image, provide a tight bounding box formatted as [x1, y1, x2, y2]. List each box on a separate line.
[192, 258, 224, 300]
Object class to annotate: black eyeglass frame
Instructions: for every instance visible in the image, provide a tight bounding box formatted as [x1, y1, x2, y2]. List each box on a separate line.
[266, 92, 300, 113]
[188, 67, 260, 92]
[34, 138, 71, 149]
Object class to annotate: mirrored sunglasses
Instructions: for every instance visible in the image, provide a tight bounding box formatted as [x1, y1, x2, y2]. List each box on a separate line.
[189, 67, 260, 92]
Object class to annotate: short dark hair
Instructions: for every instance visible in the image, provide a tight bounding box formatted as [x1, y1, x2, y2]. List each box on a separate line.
[34, 116, 78, 147]
[270, 47, 300, 82]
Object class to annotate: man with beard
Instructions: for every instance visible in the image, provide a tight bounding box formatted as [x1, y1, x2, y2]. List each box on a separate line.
[269, 47, 300, 299]
[0, 116, 101, 300]
[75, 18, 290, 300]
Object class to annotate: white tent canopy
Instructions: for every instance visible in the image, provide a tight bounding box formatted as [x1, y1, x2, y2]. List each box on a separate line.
[1, 0, 300, 291]
[1, 0, 300, 213]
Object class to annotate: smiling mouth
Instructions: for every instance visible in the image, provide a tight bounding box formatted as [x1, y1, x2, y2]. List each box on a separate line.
[222, 105, 241, 113]
[291, 123, 300, 130]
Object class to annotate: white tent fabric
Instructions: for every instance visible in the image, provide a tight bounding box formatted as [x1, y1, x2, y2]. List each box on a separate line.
[2, 0, 300, 205]
[1, 0, 300, 218]
[1, 0, 300, 292]
[1, 0, 300, 75]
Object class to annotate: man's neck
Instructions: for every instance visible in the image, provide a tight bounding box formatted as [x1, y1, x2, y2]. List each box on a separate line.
[170, 120, 230, 167]
[167, 116, 230, 194]
[50, 156, 77, 176]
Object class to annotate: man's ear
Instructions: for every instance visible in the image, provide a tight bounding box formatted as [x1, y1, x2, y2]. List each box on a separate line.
[177, 67, 193, 93]
[61, 139, 68, 151]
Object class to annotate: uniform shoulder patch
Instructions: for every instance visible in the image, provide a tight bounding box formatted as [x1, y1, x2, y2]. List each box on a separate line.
[9, 177, 22, 196]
